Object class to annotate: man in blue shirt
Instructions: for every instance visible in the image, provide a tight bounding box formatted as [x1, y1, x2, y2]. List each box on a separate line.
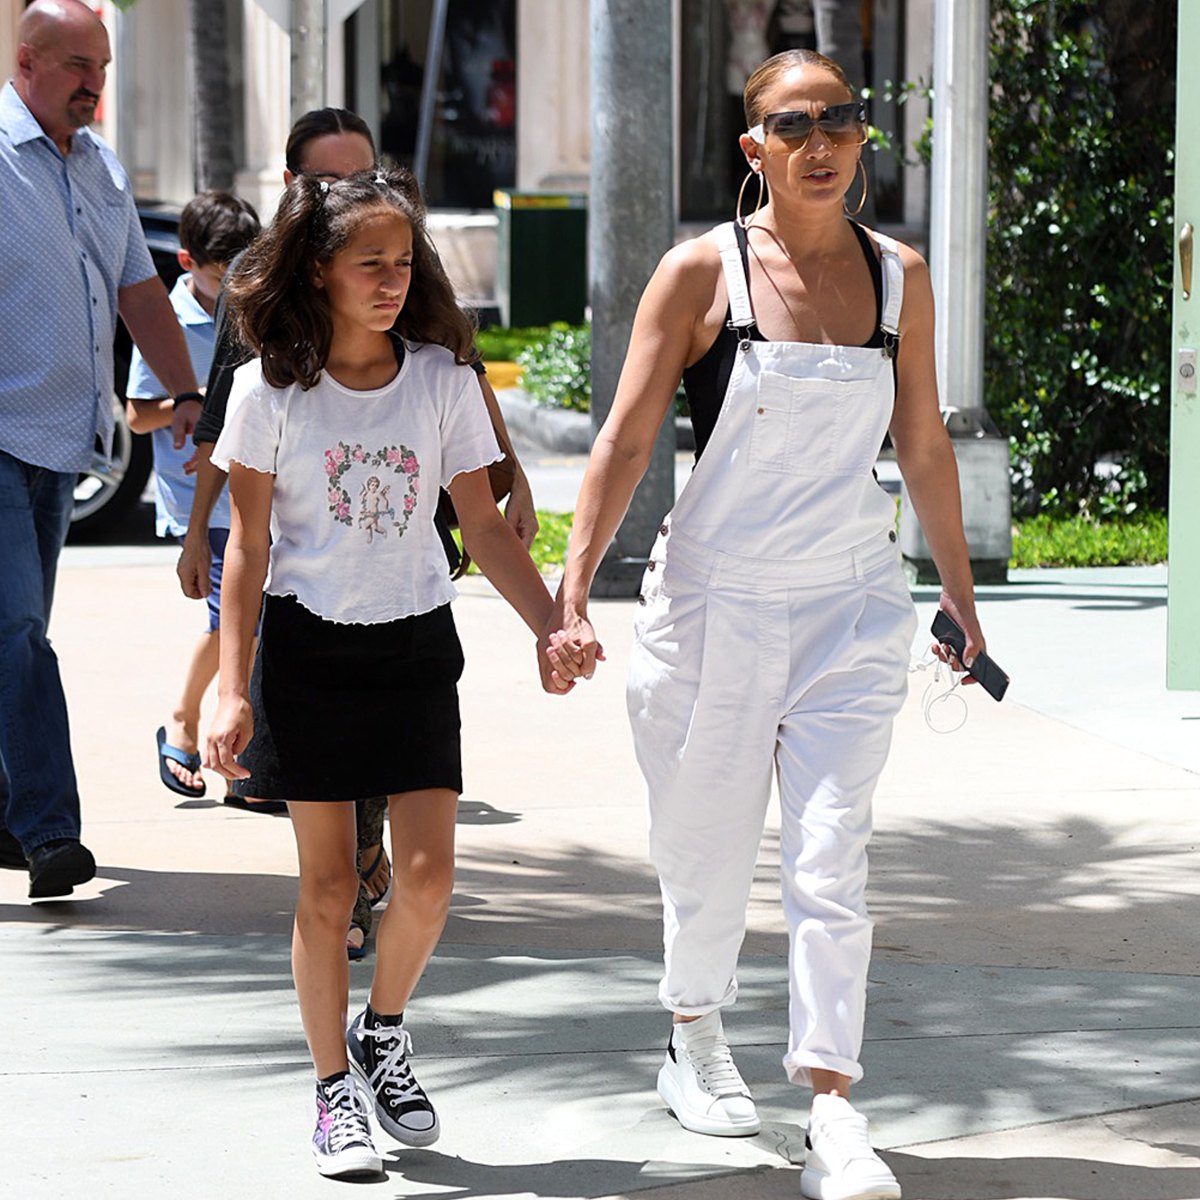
[0, 0, 203, 898]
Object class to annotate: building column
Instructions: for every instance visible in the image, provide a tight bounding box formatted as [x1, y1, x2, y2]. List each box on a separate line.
[588, 0, 675, 596]
[516, 0, 590, 192]
[899, 0, 1011, 584]
[237, 2, 292, 220]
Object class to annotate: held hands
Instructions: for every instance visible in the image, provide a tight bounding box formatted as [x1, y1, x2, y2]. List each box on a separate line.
[538, 599, 605, 695]
[931, 592, 986, 684]
[204, 695, 254, 780]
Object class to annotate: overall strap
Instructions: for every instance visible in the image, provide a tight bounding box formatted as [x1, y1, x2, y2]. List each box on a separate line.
[872, 230, 905, 350]
[714, 221, 756, 338]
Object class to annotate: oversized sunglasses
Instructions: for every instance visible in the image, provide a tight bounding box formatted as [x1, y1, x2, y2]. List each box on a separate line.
[748, 102, 868, 148]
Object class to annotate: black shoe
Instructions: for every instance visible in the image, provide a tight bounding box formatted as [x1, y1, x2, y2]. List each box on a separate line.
[346, 1010, 439, 1146]
[0, 827, 27, 870]
[28, 839, 96, 898]
[221, 795, 289, 815]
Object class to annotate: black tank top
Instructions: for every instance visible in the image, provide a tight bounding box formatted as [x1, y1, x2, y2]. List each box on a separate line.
[682, 221, 888, 461]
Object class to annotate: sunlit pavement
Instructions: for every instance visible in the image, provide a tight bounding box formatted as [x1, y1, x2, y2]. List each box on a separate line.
[4, 500, 1198, 1199]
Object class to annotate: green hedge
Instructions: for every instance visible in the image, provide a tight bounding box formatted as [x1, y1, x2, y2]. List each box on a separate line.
[986, 1, 1175, 517]
[515, 325, 591, 412]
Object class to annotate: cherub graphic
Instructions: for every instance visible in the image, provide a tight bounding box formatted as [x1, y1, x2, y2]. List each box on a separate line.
[357, 475, 394, 543]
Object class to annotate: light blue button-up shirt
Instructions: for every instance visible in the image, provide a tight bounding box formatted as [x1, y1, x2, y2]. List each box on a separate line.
[126, 274, 230, 537]
[0, 80, 155, 473]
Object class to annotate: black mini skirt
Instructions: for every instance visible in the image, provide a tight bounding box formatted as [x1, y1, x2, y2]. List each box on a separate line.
[232, 594, 464, 802]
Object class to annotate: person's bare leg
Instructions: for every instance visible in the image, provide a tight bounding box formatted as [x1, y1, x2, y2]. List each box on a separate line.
[163, 630, 219, 790]
[289, 800, 359, 1077]
[810, 1068, 852, 1099]
[368, 789, 457, 1015]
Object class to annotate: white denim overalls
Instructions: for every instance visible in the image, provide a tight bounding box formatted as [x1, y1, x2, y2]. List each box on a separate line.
[627, 221, 918, 1088]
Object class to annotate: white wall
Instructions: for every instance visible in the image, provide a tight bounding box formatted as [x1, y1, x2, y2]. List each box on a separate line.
[516, 0, 590, 192]
[903, 0, 934, 230]
[236, 1, 292, 220]
[115, 2, 193, 202]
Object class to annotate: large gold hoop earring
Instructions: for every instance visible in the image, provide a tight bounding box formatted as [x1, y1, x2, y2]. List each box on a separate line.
[844, 158, 868, 218]
[736, 167, 765, 228]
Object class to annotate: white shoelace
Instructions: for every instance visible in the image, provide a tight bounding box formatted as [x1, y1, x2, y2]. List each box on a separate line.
[322, 1077, 373, 1152]
[680, 1027, 749, 1097]
[356, 1024, 424, 1103]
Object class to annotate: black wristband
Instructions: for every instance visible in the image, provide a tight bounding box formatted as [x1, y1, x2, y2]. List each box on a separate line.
[172, 391, 204, 408]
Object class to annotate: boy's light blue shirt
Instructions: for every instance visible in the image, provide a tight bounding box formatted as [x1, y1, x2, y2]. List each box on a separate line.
[126, 274, 231, 537]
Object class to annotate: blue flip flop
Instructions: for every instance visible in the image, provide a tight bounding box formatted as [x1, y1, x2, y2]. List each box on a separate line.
[156, 726, 207, 798]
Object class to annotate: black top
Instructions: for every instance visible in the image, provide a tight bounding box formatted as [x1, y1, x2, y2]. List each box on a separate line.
[681, 221, 887, 461]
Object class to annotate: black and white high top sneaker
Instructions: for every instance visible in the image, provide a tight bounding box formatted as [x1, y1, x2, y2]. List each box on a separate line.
[311, 1073, 382, 1179]
[346, 1009, 440, 1147]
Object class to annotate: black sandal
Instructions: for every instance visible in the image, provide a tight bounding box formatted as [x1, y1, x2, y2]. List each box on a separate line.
[358, 844, 391, 906]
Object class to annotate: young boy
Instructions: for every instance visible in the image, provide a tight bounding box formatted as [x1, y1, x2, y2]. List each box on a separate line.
[125, 191, 268, 808]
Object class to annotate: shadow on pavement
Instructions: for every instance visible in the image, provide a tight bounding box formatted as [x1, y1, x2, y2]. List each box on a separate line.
[867, 814, 1200, 974]
[889, 1151, 1200, 1200]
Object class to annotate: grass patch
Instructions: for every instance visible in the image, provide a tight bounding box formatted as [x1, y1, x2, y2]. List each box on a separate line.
[1010, 512, 1167, 568]
[455, 510, 1166, 576]
[475, 324, 570, 362]
[453, 510, 573, 576]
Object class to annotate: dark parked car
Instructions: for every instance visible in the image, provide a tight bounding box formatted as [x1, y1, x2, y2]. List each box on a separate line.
[70, 202, 184, 538]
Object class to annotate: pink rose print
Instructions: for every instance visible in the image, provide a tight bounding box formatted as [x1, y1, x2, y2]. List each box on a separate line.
[327, 442, 420, 537]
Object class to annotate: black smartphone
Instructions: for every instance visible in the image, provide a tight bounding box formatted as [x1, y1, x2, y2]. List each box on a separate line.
[930, 610, 1010, 702]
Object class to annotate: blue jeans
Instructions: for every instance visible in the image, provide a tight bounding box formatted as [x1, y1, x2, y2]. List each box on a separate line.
[0, 450, 81, 853]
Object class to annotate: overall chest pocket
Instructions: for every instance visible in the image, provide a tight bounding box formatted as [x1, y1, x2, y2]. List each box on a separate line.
[749, 371, 887, 477]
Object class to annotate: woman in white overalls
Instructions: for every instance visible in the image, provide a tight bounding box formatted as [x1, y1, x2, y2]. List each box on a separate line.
[546, 50, 986, 1200]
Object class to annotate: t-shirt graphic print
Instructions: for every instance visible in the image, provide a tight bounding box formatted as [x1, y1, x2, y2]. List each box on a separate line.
[325, 441, 422, 543]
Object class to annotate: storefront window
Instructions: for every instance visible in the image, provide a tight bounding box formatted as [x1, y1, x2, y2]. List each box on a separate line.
[678, 0, 905, 225]
[351, 0, 517, 210]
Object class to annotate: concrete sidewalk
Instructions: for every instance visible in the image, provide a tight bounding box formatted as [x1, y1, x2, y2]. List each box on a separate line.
[2, 545, 1199, 1199]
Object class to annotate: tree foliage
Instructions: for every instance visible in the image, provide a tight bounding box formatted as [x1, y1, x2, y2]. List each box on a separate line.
[986, 0, 1176, 515]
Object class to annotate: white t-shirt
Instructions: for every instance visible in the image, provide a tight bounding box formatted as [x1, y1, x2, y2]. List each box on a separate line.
[212, 341, 501, 625]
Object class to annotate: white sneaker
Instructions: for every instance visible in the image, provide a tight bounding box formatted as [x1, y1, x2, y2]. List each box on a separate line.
[656, 1010, 761, 1136]
[800, 1093, 900, 1200]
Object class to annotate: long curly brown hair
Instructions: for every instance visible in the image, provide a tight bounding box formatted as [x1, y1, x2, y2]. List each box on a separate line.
[225, 166, 477, 390]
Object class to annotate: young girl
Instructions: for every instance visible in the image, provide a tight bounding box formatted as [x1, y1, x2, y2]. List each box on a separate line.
[204, 168, 575, 1178]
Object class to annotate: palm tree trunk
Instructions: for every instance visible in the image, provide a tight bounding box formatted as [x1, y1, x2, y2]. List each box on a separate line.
[188, 0, 236, 192]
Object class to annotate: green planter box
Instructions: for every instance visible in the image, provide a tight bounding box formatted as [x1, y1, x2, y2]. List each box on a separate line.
[493, 190, 587, 327]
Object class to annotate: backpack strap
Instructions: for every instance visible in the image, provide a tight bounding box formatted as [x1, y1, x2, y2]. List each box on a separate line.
[715, 221, 756, 339]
